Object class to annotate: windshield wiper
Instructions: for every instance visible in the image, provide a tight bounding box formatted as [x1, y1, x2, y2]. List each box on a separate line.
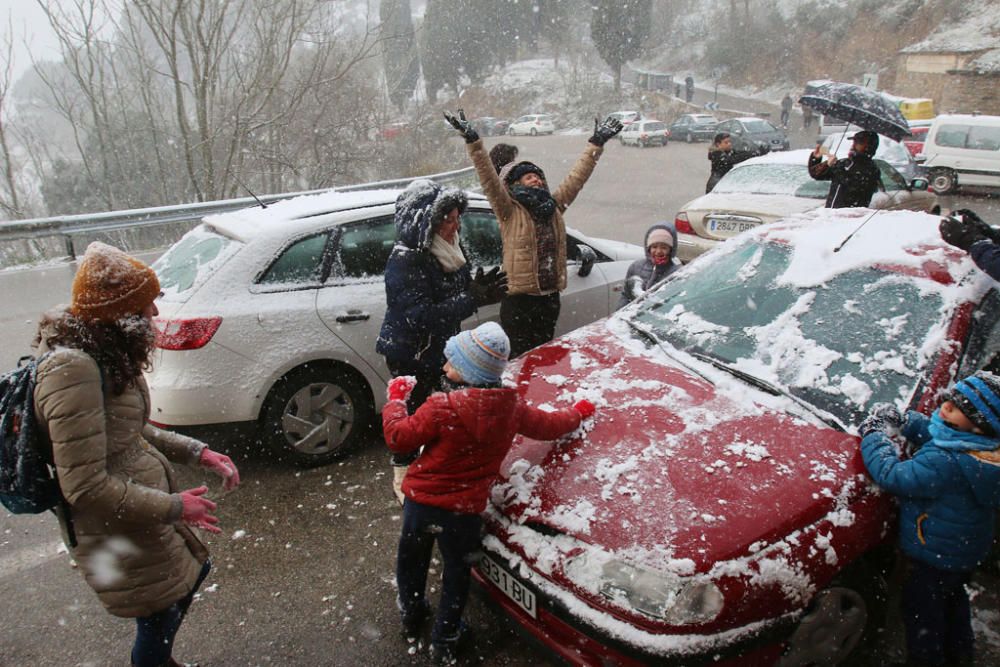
[625, 319, 714, 385]
[687, 351, 845, 432]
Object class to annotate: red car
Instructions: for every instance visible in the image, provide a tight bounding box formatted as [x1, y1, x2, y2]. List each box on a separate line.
[475, 209, 990, 666]
[903, 126, 930, 157]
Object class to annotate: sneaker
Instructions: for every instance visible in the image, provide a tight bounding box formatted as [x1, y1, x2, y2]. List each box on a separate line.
[400, 598, 432, 643]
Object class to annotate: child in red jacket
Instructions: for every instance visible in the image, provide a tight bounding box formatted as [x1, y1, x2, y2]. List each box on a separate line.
[382, 321, 594, 664]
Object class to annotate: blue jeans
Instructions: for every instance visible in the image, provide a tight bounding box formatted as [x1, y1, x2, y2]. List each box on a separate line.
[901, 557, 974, 666]
[131, 560, 211, 667]
[396, 500, 482, 645]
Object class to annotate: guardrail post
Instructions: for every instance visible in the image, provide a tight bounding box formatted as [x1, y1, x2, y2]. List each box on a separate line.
[64, 234, 75, 260]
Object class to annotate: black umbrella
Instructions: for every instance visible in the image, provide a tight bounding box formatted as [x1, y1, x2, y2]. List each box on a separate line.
[799, 81, 911, 141]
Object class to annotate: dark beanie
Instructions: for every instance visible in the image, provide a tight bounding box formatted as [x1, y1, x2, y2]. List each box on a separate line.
[948, 371, 1000, 436]
[499, 160, 546, 186]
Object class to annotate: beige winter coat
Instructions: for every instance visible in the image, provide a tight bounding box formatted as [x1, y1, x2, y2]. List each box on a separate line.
[33, 342, 209, 618]
[467, 138, 603, 295]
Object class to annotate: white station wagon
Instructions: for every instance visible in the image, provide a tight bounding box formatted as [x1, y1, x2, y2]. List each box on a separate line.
[146, 188, 643, 466]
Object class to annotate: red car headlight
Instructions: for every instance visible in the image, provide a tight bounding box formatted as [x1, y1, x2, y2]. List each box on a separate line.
[564, 555, 724, 625]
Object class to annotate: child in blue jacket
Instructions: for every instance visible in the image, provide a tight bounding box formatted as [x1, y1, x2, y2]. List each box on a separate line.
[859, 371, 1000, 667]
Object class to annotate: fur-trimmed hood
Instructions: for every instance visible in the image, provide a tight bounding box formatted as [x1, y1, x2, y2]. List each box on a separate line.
[394, 179, 468, 252]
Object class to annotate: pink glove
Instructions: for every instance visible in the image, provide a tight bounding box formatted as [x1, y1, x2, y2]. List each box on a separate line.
[387, 376, 418, 402]
[200, 448, 240, 491]
[573, 399, 595, 419]
[180, 486, 221, 534]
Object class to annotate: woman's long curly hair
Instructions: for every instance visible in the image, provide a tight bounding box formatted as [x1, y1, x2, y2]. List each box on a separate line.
[34, 308, 156, 396]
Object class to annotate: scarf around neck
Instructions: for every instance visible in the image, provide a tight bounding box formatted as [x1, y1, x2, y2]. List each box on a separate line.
[429, 233, 466, 273]
[928, 410, 1000, 451]
[510, 185, 557, 224]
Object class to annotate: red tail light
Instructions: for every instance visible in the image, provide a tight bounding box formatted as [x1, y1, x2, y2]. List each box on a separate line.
[675, 212, 694, 234]
[154, 317, 222, 350]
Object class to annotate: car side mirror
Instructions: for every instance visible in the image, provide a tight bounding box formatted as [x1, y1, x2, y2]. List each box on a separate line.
[910, 177, 928, 191]
[577, 245, 597, 277]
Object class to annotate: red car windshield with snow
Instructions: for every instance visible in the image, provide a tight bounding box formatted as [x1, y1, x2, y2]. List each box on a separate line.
[475, 209, 988, 666]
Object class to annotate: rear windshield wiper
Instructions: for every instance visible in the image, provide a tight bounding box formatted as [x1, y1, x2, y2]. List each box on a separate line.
[687, 351, 845, 432]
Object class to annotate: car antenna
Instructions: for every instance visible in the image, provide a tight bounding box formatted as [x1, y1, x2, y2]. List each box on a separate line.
[833, 209, 880, 252]
[233, 174, 268, 209]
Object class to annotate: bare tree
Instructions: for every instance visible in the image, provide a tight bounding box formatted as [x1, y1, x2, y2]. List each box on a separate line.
[29, 0, 385, 213]
[0, 18, 24, 218]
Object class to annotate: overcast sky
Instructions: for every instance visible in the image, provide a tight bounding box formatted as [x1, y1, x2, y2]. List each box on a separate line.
[0, 0, 62, 81]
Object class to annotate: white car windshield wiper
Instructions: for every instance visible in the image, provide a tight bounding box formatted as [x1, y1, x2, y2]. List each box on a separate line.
[687, 350, 845, 432]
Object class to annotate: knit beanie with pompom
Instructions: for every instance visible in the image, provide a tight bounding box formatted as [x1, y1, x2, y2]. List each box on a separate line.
[444, 322, 511, 386]
[70, 242, 161, 322]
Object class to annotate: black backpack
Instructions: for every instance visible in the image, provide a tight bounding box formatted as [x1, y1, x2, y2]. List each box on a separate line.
[0, 354, 62, 514]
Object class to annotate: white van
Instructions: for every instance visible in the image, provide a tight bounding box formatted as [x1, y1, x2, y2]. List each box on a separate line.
[919, 113, 1000, 194]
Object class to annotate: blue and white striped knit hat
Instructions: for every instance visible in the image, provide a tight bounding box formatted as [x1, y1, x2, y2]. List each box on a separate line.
[444, 322, 510, 386]
[949, 371, 1000, 436]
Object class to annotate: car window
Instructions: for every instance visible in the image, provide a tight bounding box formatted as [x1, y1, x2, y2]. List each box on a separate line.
[154, 226, 242, 303]
[516, 116, 530, 123]
[460, 210, 503, 268]
[259, 232, 330, 286]
[935, 124, 968, 148]
[631, 240, 945, 424]
[645, 122, 666, 131]
[743, 119, 777, 133]
[959, 290, 1000, 376]
[715, 164, 826, 198]
[334, 217, 395, 279]
[966, 125, 1000, 151]
[876, 160, 907, 191]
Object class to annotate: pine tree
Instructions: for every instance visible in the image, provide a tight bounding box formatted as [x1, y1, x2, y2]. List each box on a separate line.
[590, 0, 651, 91]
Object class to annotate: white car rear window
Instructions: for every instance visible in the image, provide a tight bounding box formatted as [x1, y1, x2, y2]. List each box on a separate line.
[153, 225, 242, 302]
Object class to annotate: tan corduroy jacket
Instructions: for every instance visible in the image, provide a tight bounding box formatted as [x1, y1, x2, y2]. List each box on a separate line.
[33, 341, 209, 618]
[467, 139, 604, 295]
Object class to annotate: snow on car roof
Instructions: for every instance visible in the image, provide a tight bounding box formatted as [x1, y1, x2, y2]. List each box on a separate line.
[203, 187, 487, 242]
[738, 148, 814, 167]
[749, 207, 977, 291]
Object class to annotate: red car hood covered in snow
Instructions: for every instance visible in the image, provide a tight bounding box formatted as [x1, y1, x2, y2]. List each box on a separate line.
[492, 323, 873, 574]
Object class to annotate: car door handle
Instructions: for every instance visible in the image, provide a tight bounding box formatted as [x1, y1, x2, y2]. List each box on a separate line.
[336, 310, 370, 323]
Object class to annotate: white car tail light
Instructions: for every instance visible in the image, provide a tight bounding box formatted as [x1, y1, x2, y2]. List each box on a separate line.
[154, 317, 222, 350]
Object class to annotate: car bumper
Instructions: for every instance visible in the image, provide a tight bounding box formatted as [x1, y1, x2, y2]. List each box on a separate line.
[473, 543, 790, 667]
[676, 232, 719, 263]
[146, 344, 262, 425]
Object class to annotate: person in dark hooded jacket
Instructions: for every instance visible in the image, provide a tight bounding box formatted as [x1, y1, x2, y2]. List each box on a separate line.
[859, 372, 1000, 667]
[617, 223, 681, 308]
[808, 130, 883, 208]
[706, 132, 763, 193]
[383, 322, 593, 664]
[376, 180, 507, 503]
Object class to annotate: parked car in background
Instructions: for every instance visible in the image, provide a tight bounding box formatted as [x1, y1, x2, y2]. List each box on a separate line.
[674, 149, 936, 262]
[608, 110, 642, 126]
[917, 113, 1000, 194]
[715, 117, 790, 153]
[817, 114, 862, 140]
[146, 189, 643, 466]
[668, 113, 719, 142]
[476, 208, 991, 666]
[821, 130, 921, 181]
[472, 117, 510, 137]
[902, 122, 932, 157]
[508, 114, 556, 136]
[619, 119, 670, 147]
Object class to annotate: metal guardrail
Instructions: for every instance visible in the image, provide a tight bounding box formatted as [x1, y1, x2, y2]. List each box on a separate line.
[0, 167, 477, 261]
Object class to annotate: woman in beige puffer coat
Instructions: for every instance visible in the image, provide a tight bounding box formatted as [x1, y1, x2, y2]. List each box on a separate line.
[33, 242, 240, 667]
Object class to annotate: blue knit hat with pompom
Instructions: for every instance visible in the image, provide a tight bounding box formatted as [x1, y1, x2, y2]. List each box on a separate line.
[444, 322, 510, 386]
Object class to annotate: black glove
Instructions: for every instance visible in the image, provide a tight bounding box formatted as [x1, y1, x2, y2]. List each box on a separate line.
[468, 266, 508, 307]
[858, 403, 904, 438]
[589, 116, 623, 147]
[940, 214, 988, 252]
[443, 108, 479, 144]
[955, 209, 1000, 244]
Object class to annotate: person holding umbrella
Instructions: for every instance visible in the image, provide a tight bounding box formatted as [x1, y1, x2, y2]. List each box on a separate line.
[807, 130, 883, 208]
